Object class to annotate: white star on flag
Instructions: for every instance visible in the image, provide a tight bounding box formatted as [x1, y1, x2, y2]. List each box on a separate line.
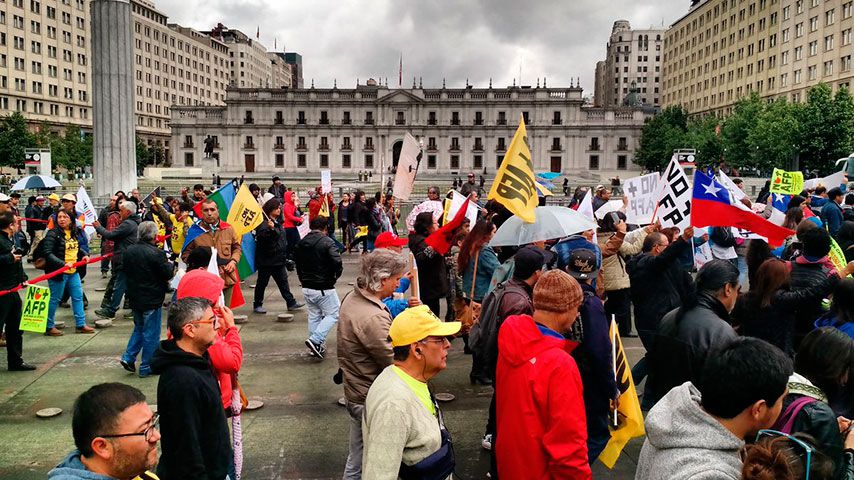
[703, 181, 722, 197]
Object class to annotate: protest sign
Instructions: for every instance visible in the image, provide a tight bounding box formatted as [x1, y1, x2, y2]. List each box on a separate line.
[20, 285, 51, 333]
[770, 168, 804, 195]
[297, 214, 310, 238]
[444, 191, 479, 226]
[655, 156, 692, 231]
[487, 115, 538, 223]
[623, 172, 660, 224]
[693, 242, 714, 271]
[594, 200, 623, 220]
[320, 170, 332, 194]
[226, 183, 264, 237]
[75, 186, 98, 237]
[803, 170, 847, 191]
[829, 238, 852, 278]
[392, 133, 421, 201]
[717, 171, 747, 201]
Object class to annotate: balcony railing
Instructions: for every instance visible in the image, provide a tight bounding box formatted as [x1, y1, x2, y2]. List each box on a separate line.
[450, 145, 461, 152]
[496, 119, 507, 125]
[274, 118, 284, 125]
[296, 144, 308, 151]
[244, 117, 254, 124]
[342, 118, 351, 125]
[364, 118, 375, 125]
[273, 143, 285, 150]
[395, 119, 406, 125]
[183, 142, 194, 148]
[243, 143, 255, 149]
[364, 144, 374, 151]
[319, 144, 330, 151]
[341, 144, 352, 151]
[297, 118, 307, 125]
[319, 118, 330, 125]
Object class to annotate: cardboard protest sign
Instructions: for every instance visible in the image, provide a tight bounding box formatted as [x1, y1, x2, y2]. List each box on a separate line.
[487, 115, 538, 223]
[623, 172, 660, 224]
[392, 133, 421, 201]
[829, 238, 852, 278]
[320, 170, 332, 194]
[770, 168, 804, 195]
[656, 156, 692, 231]
[226, 183, 264, 237]
[20, 285, 51, 333]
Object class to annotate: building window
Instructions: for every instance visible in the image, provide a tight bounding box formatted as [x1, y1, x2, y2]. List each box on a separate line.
[275, 154, 284, 167]
[589, 137, 600, 151]
[474, 155, 482, 169]
[617, 155, 628, 170]
[365, 137, 374, 150]
[474, 111, 483, 125]
[365, 154, 374, 168]
[552, 111, 562, 125]
[298, 154, 306, 168]
[342, 137, 352, 150]
[427, 137, 437, 150]
[450, 137, 460, 151]
[589, 155, 600, 170]
[395, 111, 405, 125]
[427, 155, 436, 169]
[244, 136, 254, 148]
[274, 110, 283, 124]
[522, 111, 531, 124]
[184, 152, 193, 166]
[496, 155, 504, 169]
[497, 138, 506, 151]
[342, 111, 351, 125]
[183, 135, 193, 147]
[297, 136, 307, 150]
[497, 111, 506, 125]
[474, 137, 483, 151]
[451, 111, 460, 126]
[320, 111, 329, 125]
[320, 154, 329, 167]
[428, 111, 437, 125]
[342, 154, 351, 168]
[450, 155, 459, 169]
[297, 111, 306, 124]
[551, 137, 562, 151]
[275, 136, 284, 148]
[244, 110, 253, 124]
[618, 137, 628, 150]
[365, 111, 374, 125]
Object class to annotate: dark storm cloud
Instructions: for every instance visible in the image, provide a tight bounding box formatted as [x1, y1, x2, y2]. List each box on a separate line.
[154, 0, 686, 94]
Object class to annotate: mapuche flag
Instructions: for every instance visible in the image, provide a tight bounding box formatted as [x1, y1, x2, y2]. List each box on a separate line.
[487, 115, 538, 223]
[692, 171, 794, 247]
[184, 180, 257, 308]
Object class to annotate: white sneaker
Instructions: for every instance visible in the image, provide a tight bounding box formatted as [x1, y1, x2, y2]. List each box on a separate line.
[481, 433, 492, 450]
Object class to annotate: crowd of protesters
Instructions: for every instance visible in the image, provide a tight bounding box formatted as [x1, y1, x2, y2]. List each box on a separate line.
[3, 173, 854, 480]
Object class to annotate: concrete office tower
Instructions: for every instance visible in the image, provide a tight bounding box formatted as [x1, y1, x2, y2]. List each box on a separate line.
[91, 0, 136, 196]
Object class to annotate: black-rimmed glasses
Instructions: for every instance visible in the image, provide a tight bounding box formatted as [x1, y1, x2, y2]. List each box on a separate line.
[99, 414, 159, 443]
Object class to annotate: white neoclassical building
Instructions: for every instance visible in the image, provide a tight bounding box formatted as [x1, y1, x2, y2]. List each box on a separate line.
[169, 81, 652, 176]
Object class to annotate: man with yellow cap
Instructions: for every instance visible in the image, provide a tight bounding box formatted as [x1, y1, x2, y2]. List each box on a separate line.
[362, 305, 459, 480]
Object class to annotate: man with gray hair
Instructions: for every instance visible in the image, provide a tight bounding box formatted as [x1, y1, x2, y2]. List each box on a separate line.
[93, 200, 142, 320]
[337, 248, 412, 479]
[120, 221, 174, 378]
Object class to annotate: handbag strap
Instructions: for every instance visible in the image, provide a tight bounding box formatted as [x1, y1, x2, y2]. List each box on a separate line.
[469, 248, 480, 300]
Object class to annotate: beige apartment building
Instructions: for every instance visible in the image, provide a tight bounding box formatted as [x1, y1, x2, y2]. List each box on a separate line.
[662, 0, 854, 115]
[0, 0, 290, 163]
[594, 20, 667, 107]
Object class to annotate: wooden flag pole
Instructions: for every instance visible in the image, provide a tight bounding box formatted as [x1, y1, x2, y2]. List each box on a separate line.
[409, 252, 420, 300]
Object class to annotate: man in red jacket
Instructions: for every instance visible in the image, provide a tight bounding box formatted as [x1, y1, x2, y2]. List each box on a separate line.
[495, 269, 591, 479]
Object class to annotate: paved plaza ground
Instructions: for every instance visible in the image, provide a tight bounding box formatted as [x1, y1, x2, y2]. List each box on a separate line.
[0, 253, 646, 479]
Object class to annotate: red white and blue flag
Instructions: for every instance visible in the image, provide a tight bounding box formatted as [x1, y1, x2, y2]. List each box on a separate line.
[691, 170, 795, 247]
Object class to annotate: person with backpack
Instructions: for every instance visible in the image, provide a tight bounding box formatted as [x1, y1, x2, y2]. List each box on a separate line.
[470, 246, 545, 463]
[772, 327, 854, 479]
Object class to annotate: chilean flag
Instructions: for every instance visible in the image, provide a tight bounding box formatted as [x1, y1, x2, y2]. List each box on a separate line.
[692, 171, 795, 247]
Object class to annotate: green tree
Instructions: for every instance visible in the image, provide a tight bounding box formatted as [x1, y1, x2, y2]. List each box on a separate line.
[136, 138, 150, 176]
[634, 106, 689, 172]
[0, 112, 36, 170]
[685, 115, 724, 167]
[797, 84, 854, 174]
[747, 98, 800, 174]
[721, 92, 763, 169]
[52, 125, 92, 172]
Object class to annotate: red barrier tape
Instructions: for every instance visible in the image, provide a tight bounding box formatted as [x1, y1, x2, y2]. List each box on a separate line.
[20, 217, 49, 224]
[0, 253, 113, 297]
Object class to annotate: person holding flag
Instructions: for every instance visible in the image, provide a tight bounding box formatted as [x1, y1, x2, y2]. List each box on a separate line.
[182, 198, 242, 306]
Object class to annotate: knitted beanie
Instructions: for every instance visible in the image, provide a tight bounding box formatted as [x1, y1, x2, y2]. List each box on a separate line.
[533, 269, 583, 313]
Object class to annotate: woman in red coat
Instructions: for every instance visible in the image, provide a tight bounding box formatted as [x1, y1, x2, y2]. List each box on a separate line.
[495, 269, 592, 480]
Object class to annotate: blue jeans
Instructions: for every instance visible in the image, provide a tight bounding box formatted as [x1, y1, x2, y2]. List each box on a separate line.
[48, 273, 86, 328]
[122, 308, 162, 376]
[104, 270, 127, 315]
[303, 287, 340, 345]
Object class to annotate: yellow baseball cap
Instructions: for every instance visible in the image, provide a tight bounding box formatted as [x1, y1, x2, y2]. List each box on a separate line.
[389, 305, 461, 347]
[48, 193, 60, 201]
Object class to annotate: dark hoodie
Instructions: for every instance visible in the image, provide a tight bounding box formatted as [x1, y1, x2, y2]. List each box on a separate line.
[150, 339, 231, 480]
[495, 314, 591, 479]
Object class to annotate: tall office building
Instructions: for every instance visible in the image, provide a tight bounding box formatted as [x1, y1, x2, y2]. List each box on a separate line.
[594, 20, 667, 108]
[662, 0, 854, 115]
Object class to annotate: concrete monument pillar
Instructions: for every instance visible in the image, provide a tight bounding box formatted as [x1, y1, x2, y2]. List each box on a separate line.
[91, 0, 136, 197]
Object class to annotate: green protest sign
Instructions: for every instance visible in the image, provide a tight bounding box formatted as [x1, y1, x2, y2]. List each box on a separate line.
[20, 285, 51, 333]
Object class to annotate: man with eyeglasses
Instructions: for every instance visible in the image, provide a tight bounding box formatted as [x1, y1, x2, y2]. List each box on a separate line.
[49, 383, 160, 480]
[150, 297, 232, 480]
[627, 227, 694, 390]
[362, 306, 460, 479]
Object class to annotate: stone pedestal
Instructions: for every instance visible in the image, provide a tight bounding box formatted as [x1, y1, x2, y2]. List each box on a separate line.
[91, 0, 136, 197]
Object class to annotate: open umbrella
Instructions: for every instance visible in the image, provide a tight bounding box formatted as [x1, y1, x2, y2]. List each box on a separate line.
[11, 174, 62, 190]
[490, 206, 597, 247]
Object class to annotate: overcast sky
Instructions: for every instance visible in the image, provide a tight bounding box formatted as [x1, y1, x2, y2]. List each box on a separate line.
[155, 0, 688, 95]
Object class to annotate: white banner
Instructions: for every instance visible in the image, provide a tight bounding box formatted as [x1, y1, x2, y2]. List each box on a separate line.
[803, 170, 847, 191]
[392, 132, 421, 201]
[623, 172, 660, 224]
[446, 191, 479, 226]
[75, 186, 97, 238]
[297, 214, 310, 238]
[578, 190, 597, 243]
[320, 170, 332, 194]
[656, 156, 692, 231]
[594, 200, 623, 220]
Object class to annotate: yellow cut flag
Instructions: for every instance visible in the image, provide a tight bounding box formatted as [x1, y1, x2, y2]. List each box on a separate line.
[770, 168, 804, 195]
[226, 183, 265, 237]
[487, 115, 538, 223]
[319, 197, 330, 218]
[599, 318, 646, 468]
